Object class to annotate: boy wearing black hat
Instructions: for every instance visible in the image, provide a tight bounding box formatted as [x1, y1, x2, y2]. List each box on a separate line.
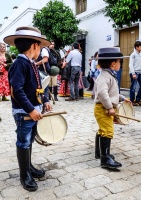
[94, 47, 130, 169]
[4, 26, 52, 191]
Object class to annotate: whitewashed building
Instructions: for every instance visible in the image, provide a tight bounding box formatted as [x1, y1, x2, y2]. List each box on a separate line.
[0, 0, 141, 88]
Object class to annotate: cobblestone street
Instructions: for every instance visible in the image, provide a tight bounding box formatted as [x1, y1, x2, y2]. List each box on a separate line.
[1, 92, 141, 200]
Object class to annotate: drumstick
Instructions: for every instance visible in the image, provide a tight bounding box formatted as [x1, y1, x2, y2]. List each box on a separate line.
[24, 111, 67, 120]
[115, 113, 141, 122]
[105, 111, 140, 122]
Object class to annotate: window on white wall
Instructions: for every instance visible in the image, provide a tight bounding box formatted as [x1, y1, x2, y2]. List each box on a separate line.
[76, 0, 87, 15]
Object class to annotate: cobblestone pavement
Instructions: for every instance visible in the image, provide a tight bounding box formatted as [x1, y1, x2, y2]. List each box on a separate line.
[1, 91, 141, 200]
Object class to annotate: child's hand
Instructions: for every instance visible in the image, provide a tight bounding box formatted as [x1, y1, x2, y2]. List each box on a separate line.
[107, 108, 115, 116]
[44, 102, 52, 112]
[29, 109, 42, 121]
[124, 98, 131, 103]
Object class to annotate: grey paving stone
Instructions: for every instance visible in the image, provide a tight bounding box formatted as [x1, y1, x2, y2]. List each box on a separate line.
[83, 175, 112, 189]
[105, 180, 133, 193]
[65, 162, 89, 173]
[58, 195, 80, 200]
[77, 186, 110, 200]
[47, 169, 67, 178]
[0, 172, 9, 181]
[65, 154, 94, 165]
[54, 182, 84, 198]
[103, 192, 136, 200]
[24, 188, 56, 200]
[0, 163, 18, 172]
[1, 186, 27, 197]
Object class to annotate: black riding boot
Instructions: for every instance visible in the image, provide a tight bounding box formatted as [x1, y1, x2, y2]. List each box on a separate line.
[79, 88, 84, 99]
[95, 133, 115, 159]
[54, 86, 58, 101]
[17, 147, 38, 191]
[49, 86, 52, 100]
[100, 137, 122, 169]
[95, 133, 101, 159]
[30, 145, 45, 178]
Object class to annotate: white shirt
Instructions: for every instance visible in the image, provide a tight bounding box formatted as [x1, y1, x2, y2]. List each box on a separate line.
[41, 48, 49, 58]
[66, 49, 82, 67]
[129, 50, 141, 74]
[91, 59, 98, 72]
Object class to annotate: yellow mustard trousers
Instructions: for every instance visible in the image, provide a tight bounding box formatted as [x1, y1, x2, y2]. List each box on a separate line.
[94, 104, 114, 139]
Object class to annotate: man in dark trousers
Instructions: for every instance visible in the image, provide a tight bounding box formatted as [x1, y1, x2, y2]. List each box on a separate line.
[62, 42, 82, 101]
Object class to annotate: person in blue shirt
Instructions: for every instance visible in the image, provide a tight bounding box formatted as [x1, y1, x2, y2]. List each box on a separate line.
[4, 26, 52, 192]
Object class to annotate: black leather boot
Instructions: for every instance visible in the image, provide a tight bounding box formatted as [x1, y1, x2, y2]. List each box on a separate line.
[17, 147, 38, 191]
[95, 133, 115, 160]
[100, 137, 122, 169]
[95, 133, 101, 159]
[30, 145, 45, 179]
[79, 88, 84, 99]
[49, 87, 52, 100]
[54, 86, 58, 101]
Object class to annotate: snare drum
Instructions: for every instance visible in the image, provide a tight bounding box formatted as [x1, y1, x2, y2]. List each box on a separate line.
[35, 114, 68, 146]
[114, 101, 135, 125]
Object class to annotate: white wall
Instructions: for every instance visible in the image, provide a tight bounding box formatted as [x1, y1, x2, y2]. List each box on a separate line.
[0, 0, 50, 41]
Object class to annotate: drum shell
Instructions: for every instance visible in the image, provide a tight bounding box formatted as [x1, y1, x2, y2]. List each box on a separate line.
[114, 101, 135, 125]
[39, 71, 50, 89]
[35, 114, 68, 146]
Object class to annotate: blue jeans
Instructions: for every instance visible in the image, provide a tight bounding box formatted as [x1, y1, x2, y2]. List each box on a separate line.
[69, 66, 81, 99]
[14, 113, 37, 148]
[44, 86, 49, 99]
[130, 73, 141, 102]
[117, 68, 122, 93]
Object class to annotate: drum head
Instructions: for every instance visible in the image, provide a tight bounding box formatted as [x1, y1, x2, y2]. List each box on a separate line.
[37, 115, 68, 144]
[117, 101, 135, 125]
[42, 76, 50, 89]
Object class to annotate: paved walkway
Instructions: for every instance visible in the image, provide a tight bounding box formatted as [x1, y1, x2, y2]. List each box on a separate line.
[1, 92, 141, 200]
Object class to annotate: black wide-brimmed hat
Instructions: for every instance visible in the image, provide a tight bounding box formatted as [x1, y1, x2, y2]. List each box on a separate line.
[98, 47, 129, 59]
[4, 26, 50, 47]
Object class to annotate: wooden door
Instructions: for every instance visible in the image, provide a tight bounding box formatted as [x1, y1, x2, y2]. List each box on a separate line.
[119, 26, 139, 88]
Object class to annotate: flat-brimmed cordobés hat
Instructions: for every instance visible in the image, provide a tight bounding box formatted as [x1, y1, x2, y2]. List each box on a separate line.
[4, 26, 50, 47]
[98, 47, 129, 59]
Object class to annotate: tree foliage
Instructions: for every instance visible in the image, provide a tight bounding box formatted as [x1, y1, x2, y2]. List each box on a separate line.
[9, 46, 19, 56]
[103, 0, 141, 28]
[33, 0, 79, 49]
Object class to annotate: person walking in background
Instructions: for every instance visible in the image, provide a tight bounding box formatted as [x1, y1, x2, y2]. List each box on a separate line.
[116, 56, 123, 93]
[58, 50, 70, 97]
[4, 26, 52, 191]
[129, 41, 141, 106]
[114, 45, 123, 93]
[0, 42, 12, 101]
[87, 56, 94, 91]
[35, 44, 50, 99]
[79, 69, 85, 99]
[62, 42, 82, 101]
[90, 51, 98, 99]
[48, 41, 61, 101]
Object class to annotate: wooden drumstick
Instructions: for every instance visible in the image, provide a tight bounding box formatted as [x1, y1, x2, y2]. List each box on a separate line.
[24, 111, 67, 120]
[115, 113, 141, 122]
[105, 110, 141, 122]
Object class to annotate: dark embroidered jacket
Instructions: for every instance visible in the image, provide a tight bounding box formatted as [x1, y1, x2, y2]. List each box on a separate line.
[8, 56, 49, 113]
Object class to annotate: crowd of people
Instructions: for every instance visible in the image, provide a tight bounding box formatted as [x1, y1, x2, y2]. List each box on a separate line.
[0, 24, 141, 192]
